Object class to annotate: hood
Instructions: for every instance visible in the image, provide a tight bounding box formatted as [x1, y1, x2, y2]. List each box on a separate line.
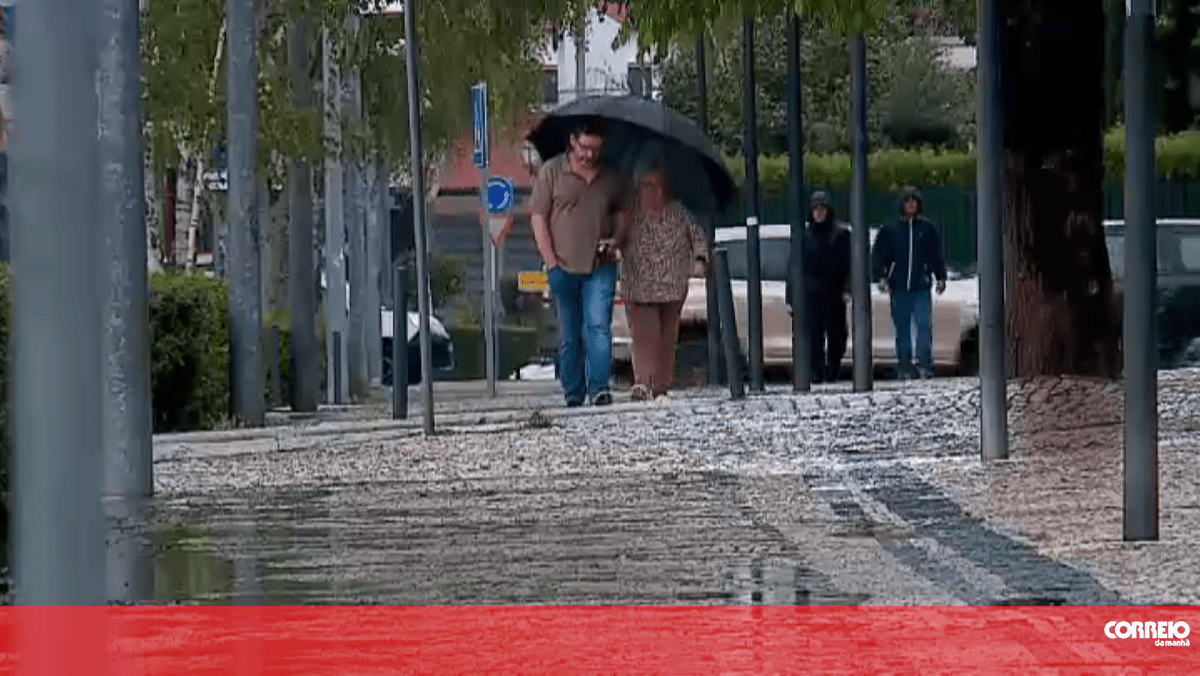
[809, 191, 837, 225]
[899, 186, 924, 216]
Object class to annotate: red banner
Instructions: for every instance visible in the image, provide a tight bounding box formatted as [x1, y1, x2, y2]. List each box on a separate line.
[0, 607, 1196, 674]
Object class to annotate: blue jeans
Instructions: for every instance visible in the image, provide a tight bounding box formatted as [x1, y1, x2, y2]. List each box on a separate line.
[548, 264, 617, 403]
[889, 288, 933, 374]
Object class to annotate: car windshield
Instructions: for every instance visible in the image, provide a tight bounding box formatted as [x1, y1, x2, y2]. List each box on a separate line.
[1105, 229, 1179, 278]
[721, 239, 792, 281]
[1178, 231, 1200, 272]
[1106, 235, 1125, 279]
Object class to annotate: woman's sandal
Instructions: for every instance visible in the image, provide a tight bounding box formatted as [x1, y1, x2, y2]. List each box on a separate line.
[630, 384, 651, 402]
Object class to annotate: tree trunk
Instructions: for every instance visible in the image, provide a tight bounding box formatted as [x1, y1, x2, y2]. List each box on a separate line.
[1001, 1, 1121, 380]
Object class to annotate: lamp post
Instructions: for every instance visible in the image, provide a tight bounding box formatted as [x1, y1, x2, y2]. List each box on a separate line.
[403, 0, 436, 434]
[1123, 0, 1159, 542]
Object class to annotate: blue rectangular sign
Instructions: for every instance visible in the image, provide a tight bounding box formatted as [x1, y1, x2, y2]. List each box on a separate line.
[471, 82, 488, 169]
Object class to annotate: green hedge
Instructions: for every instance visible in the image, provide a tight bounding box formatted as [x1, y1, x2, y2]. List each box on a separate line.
[445, 324, 541, 381]
[728, 129, 1200, 196]
[0, 271, 325, 440]
[151, 276, 332, 430]
[150, 272, 231, 432]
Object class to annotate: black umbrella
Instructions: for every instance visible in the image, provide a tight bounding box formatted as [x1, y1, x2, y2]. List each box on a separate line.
[526, 95, 739, 218]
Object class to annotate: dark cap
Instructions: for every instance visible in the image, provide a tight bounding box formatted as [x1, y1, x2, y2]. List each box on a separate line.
[811, 191, 831, 207]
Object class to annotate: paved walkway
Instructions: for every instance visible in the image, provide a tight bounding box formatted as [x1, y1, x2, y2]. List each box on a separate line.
[140, 371, 1200, 606]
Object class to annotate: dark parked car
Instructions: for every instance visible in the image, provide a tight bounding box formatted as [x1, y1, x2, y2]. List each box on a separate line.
[381, 308, 456, 386]
[1105, 218, 1200, 367]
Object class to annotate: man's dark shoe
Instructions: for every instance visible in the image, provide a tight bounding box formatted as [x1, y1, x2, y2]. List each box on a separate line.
[565, 397, 585, 408]
[591, 390, 613, 406]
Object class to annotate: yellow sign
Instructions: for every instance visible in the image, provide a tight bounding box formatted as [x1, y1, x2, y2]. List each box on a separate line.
[518, 271, 548, 293]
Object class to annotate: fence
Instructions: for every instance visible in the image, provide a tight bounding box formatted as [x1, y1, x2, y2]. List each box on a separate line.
[754, 178, 1200, 269]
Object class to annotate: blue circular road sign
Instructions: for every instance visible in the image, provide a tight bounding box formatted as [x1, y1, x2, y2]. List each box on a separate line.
[486, 177, 514, 215]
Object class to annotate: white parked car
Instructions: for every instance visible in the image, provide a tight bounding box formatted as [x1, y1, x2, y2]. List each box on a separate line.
[380, 307, 455, 386]
[321, 269, 455, 385]
[612, 224, 980, 377]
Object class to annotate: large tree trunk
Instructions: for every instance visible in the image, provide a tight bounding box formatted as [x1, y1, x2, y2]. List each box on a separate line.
[1001, 1, 1121, 380]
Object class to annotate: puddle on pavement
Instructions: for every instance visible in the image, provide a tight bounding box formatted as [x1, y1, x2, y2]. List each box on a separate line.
[103, 478, 872, 606]
[988, 597, 1066, 606]
[721, 557, 868, 606]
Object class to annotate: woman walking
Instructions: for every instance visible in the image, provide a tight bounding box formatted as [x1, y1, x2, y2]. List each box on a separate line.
[619, 161, 709, 402]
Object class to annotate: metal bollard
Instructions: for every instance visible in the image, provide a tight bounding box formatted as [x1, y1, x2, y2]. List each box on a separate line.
[269, 325, 282, 409]
[713, 248, 745, 399]
[332, 331, 343, 405]
[393, 263, 409, 419]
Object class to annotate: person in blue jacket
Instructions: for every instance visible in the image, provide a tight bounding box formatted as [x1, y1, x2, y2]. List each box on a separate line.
[870, 187, 947, 379]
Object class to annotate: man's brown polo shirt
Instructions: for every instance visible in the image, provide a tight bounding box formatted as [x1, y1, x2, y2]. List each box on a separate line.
[529, 154, 632, 275]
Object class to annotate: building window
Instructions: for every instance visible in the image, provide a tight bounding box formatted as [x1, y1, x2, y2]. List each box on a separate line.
[542, 67, 559, 105]
[627, 63, 651, 99]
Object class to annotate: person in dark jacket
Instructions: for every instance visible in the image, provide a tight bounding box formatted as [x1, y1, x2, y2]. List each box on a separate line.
[786, 191, 852, 383]
[870, 187, 947, 379]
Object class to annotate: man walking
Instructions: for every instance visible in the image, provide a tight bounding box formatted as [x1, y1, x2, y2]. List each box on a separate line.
[870, 187, 947, 379]
[529, 117, 631, 406]
[787, 191, 851, 383]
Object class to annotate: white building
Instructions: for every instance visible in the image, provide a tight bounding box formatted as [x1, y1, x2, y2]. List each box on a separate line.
[536, 4, 660, 107]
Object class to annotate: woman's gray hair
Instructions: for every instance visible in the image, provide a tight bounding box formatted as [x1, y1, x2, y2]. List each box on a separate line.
[631, 141, 668, 186]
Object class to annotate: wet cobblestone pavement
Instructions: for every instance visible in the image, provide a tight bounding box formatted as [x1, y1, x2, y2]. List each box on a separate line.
[137, 371, 1200, 606]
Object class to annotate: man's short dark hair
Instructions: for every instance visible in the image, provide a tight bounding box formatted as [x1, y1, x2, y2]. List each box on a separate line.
[569, 116, 607, 139]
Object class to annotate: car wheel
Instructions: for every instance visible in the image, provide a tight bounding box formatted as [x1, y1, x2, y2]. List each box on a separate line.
[673, 336, 710, 387]
[381, 337, 394, 387]
[407, 344, 422, 385]
[958, 329, 979, 377]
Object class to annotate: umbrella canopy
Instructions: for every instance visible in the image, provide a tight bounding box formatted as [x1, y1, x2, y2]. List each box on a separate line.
[526, 95, 739, 218]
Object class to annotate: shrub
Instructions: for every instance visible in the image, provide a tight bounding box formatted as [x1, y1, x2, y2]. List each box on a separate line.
[445, 323, 541, 381]
[149, 272, 230, 432]
[395, 252, 468, 310]
[728, 131, 1200, 197]
[1102, 129, 1200, 182]
[0, 269, 330, 459]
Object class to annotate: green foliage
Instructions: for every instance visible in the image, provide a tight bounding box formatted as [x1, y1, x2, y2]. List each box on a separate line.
[399, 253, 467, 310]
[142, 0, 226, 169]
[1156, 0, 1200, 132]
[622, 0, 892, 54]
[901, 0, 977, 41]
[1102, 128, 1200, 181]
[661, 14, 976, 156]
[525, 409, 556, 429]
[149, 272, 231, 432]
[730, 130, 1200, 194]
[143, 0, 581, 178]
[446, 324, 540, 380]
[432, 255, 467, 308]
